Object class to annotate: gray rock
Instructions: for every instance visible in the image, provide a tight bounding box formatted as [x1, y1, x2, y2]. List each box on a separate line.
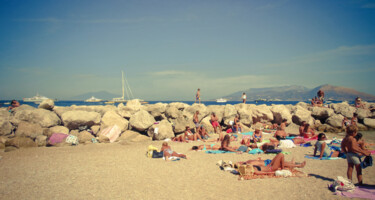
[236, 104, 253, 126]
[100, 110, 129, 132]
[223, 104, 237, 125]
[326, 114, 344, 128]
[5, 136, 38, 148]
[44, 126, 70, 137]
[270, 105, 292, 124]
[15, 121, 44, 139]
[292, 106, 314, 126]
[310, 107, 334, 120]
[36, 135, 47, 147]
[91, 125, 100, 136]
[129, 110, 155, 132]
[183, 104, 209, 121]
[144, 103, 167, 118]
[364, 118, 375, 129]
[165, 106, 181, 119]
[330, 102, 356, 118]
[171, 116, 194, 134]
[117, 100, 143, 119]
[200, 116, 215, 133]
[147, 120, 174, 140]
[251, 105, 274, 123]
[207, 105, 225, 123]
[356, 108, 371, 120]
[78, 131, 94, 143]
[61, 110, 101, 130]
[11, 108, 61, 128]
[38, 99, 55, 110]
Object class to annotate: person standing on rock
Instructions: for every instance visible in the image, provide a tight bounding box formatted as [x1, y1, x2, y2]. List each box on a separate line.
[210, 112, 222, 134]
[195, 88, 201, 104]
[317, 89, 325, 103]
[242, 93, 247, 104]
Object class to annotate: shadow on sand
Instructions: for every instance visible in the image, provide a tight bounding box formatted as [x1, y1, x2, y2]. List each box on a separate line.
[309, 174, 335, 182]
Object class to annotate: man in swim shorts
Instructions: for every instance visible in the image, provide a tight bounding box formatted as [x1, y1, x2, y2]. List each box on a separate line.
[210, 112, 222, 134]
[195, 88, 200, 104]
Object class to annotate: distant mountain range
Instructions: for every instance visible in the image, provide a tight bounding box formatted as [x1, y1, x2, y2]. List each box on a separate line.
[69, 91, 120, 100]
[223, 84, 375, 101]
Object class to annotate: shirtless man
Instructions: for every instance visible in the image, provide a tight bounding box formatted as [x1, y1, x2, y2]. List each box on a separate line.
[195, 88, 201, 104]
[280, 119, 288, 131]
[7, 100, 20, 111]
[210, 112, 222, 134]
[193, 111, 199, 131]
[341, 125, 371, 185]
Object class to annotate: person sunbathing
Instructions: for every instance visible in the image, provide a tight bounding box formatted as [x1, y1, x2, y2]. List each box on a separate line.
[273, 126, 288, 141]
[197, 125, 209, 139]
[355, 133, 374, 150]
[299, 121, 306, 136]
[184, 126, 205, 142]
[302, 124, 317, 139]
[172, 134, 188, 143]
[236, 153, 306, 174]
[280, 119, 288, 131]
[314, 133, 340, 159]
[220, 135, 241, 153]
[251, 128, 263, 143]
[161, 142, 187, 161]
[191, 144, 221, 151]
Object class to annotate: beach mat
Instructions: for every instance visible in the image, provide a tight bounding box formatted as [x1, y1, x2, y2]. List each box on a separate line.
[305, 155, 342, 160]
[205, 150, 235, 154]
[335, 186, 375, 200]
[240, 132, 253, 136]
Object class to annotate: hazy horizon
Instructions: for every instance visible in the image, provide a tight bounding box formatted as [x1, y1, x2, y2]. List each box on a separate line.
[1, 0, 375, 100]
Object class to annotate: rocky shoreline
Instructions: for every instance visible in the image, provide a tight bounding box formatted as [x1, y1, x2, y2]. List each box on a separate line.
[1, 99, 374, 151]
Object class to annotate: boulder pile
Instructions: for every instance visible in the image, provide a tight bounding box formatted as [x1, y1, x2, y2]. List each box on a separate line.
[1, 99, 374, 151]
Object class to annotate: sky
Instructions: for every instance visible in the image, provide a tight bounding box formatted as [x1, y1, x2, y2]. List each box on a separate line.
[0, 0, 375, 101]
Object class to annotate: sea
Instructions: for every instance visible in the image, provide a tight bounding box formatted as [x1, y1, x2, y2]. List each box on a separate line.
[0, 100, 349, 108]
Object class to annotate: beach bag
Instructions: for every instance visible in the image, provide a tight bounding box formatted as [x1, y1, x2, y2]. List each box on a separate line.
[361, 156, 373, 169]
[330, 176, 355, 192]
[48, 133, 69, 145]
[238, 164, 254, 176]
[152, 150, 164, 158]
[147, 145, 159, 158]
[65, 135, 78, 145]
[99, 125, 121, 143]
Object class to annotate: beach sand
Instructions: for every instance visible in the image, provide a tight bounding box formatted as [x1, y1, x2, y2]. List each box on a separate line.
[0, 129, 374, 200]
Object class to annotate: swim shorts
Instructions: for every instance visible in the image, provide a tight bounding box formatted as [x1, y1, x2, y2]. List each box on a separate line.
[211, 121, 219, 127]
[346, 152, 361, 165]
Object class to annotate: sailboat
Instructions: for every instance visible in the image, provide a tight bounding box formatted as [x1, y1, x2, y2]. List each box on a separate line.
[106, 71, 141, 104]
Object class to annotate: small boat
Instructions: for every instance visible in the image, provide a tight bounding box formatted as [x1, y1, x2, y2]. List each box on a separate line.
[84, 96, 103, 102]
[216, 98, 227, 103]
[23, 93, 50, 104]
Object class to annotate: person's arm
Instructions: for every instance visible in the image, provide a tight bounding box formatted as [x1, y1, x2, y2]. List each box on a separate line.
[349, 138, 371, 156]
[319, 142, 326, 159]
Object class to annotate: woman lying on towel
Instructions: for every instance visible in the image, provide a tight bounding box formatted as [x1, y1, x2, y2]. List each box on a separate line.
[235, 153, 306, 174]
[302, 124, 317, 139]
[191, 144, 221, 151]
[314, 133, 341, 159]
[161, 142, 187, 161]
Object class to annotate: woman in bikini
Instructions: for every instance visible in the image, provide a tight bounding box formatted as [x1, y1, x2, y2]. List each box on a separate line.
[184, 126, 205, 142]
[314, 133, 340, 159]
[302, 124, 317, 139]
[161, 142, 187, 160]
[251, 128, 263, 143]
[191, 144, 221, 151]
[220, 134, 242, 153]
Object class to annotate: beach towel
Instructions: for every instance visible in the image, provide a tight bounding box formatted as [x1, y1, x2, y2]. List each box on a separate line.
[248, 149, 264, 154]
[304, 155, 342, 160]
[239, 168, 307, 180]
[48, 133, 69, 145]
[241, 132, 253, 136]
[278, 140, 296, 148]
[335, 186, 375, 200]
[206, 150, 235, 154]
[99, 125, 121, 143]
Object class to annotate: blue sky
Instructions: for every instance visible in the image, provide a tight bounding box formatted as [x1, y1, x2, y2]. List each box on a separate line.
[1, 0, 374, 100]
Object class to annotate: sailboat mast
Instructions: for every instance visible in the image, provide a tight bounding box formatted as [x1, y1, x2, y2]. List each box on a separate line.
[122, 71, 125, 99]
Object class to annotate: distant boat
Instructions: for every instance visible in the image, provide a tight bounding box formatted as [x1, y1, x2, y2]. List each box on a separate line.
[110, 71, 128, 103]
[216, 98, 227, 103]
[255, 98, 267, 102]
[84, 96, 103, 102]
[23, 93, 49, 104]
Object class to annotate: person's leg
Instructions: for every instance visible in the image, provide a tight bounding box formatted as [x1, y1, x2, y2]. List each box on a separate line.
[270, 153, 285, 171]
[331, 151, 340, 157]
[347, 163, 354, 181]
[172, 151, 187, 159]
[355, 164, 363, 185]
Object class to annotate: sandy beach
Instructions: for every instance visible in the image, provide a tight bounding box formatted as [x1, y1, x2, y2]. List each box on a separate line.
[1, 129, 374, 200]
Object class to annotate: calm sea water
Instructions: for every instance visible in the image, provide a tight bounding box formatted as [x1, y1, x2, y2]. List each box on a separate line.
[0, 100, 345, 108]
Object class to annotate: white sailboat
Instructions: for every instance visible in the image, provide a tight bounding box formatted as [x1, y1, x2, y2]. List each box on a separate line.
[110, 71, 135, 103]
[84, 96, 103, 102]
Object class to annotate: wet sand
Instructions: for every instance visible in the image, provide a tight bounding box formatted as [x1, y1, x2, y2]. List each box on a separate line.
[0, 131, 374, 200]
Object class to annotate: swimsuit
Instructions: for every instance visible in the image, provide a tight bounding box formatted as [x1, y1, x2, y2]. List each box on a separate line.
[164, 148, 173, 155]
[264, 159, 272, 166]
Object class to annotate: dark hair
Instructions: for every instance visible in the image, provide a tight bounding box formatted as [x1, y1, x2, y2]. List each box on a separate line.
[353, 113, 358, 117]
[317, 133, 326, 141]
[192, 146, 199, 150]
[303, 124, 310, 132]
[346, 125, 358, 135]
[354, 133, 363, 141]
[282, 119, 287, 122]
[221, 134, 231, 147]
[11, 100, 17, 104]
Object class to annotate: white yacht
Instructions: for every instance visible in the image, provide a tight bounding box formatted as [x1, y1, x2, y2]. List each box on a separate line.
[84, 96, 103, 102]
[23, 93, 49, 104]
[216, 98, 227, 103]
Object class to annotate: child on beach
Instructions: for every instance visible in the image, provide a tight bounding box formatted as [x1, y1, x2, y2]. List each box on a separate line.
[341, 125, 371, 185]
[161, 142, 187, 161]
[342, 117, 351, 129]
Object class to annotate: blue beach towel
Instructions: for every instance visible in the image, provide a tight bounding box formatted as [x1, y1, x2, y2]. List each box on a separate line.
[248, 148, 264, 154]
[304, 155, 343, 160]
[205, 150, 235, 154]
[241, 132, 253, 136]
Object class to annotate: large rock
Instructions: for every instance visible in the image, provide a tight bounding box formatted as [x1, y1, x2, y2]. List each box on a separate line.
[223, 104, 237, 125]
[207, 105, 225, 123]
[100, 110, 129, 132]
[165, 106, 181, 119]
[200, 116, 215, 134]
[78, 130, 94, 143]
[236, 104, 253, 126]
[147, 120, 174, 140]
[168, 102, 189, 110]
[295, 102, 309, 110]
[36, 135, 47, 147]
[251, 105, 274, 123]
[61, 110, 101, 130]
[292, 106, 314, 126]
[171, 116, 194, 134]
[0, 109, 13, 136]
[5, 136, 38, 148]
[117, 99, 142, 119]
[364, 118, 375, 129]
[44, 126, 70, 137]
[11, 108, 61, 128]
[15, 121, 44, 139]
[183, 104, 209, 121]
[38, 99, 55, 110]
[326, 114, 344, 128]
[129, 110, 155, 132]
[144, 103, 167, 118]
[310, 107, 334, 120]
[270, 105, 292, 124]
[330, 102, 356, 118]
[356, 108, 371, 120]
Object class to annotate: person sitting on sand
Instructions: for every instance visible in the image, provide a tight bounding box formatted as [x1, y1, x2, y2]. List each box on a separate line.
[251, 128, 263, 143]
[280, 119, 288, 131]
[273, 126, 288, 141]
[191, 144, 221, 151]
[161, 142, 187, 161]
[7, 100, 20, 111]
[220, 135, 242, 153]
[314, 133, 340, 159]
[197, 125, 209, 139]
[342, 117, 351, 129]
[235, 153, 306, 174]
[210, 112, 222, 134]
[184, 126, 205, 142]
[302, 124, 316, 139]
[233, 115, 242, 133]
[341, 125, 371, 185]
[355, 133, 375, 150]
